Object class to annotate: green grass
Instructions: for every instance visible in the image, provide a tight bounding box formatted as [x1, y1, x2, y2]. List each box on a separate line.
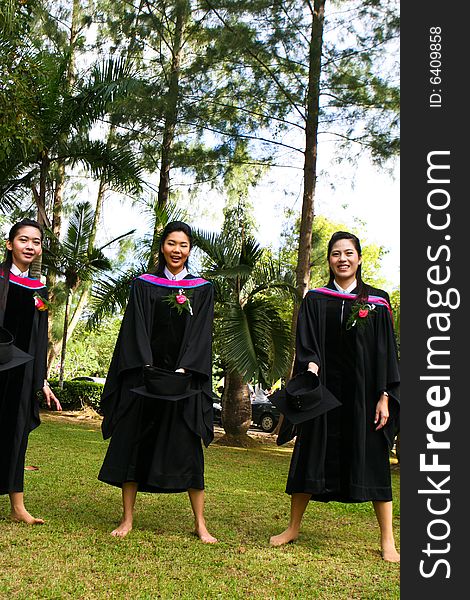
[0, 414, 400, 599]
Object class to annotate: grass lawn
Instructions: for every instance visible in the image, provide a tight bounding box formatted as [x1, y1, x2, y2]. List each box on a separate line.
[0, 413, 400, 599]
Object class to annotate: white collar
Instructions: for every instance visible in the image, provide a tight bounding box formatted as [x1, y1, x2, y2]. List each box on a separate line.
[164, 266, 188, 281]
[333, 279, 357, 294]
[10, 263, 29, 278]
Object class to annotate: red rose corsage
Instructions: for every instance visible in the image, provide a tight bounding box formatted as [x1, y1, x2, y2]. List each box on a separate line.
[33, 292, 50, 311]
[163, 289, 193, 315]
[346, 302, 376, 330]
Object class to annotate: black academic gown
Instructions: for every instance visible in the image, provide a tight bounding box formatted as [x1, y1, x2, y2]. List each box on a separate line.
[279, 283, 400, 502]
[98, 273, 214, 493]
[0, 273, 48, 495]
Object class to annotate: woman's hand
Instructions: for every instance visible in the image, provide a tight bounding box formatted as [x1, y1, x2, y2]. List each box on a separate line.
[307, 362, 319, 375]
[42, 384, 62, 411]
[374, 394, 389, 430]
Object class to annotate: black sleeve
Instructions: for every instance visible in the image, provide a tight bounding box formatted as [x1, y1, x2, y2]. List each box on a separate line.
[100, 279, 154, 438]
[294, 292, 322, 373]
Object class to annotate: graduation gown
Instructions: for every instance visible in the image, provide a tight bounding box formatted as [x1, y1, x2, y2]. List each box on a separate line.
[279, 283, 400, 503]
[98, 273, 214, 493]
[0, 272, 48, 495]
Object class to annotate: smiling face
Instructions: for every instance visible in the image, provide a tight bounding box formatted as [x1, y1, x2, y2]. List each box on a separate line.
[161, 230, 191, 275]
[6, 225, 42, 272]
[328, 238, 362, 288]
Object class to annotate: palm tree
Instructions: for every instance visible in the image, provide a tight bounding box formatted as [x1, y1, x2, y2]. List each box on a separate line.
[43, 202, 134, 387]
[0, 48, 144, 220]
[193, 229, 298, 446]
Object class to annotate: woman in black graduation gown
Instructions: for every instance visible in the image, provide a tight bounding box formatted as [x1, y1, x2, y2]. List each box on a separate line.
[270, 231, 400, 562]
[98, 221, 217, 542]
[0, 219, 61, 524]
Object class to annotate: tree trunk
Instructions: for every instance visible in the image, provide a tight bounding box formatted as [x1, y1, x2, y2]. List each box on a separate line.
[58, 288, 72, 388]
[46, 0, 148, 376]
[289, 0, 326, 367]
[47, 338, 61, 378]
[46, 0, 81, 370]
[45, 160, 66, 371]
[148, 0, 187, 270]
[30, 153, 50, 279]
[49, 0, 80, 254]
[47, 284, 89, 376]
[46, 173, 106, 374]
[217, 369, 258, 447]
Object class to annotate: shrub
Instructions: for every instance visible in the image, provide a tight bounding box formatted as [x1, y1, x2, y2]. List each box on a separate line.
[39, 379, 104, 412]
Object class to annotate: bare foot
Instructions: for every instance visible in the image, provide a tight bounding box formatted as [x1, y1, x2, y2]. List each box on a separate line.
[382, 544, 400, 563]
[111, 521, 133, 537]
[10, 509, 44, 525]
[195, 525, 218, 544]
[269, 528, 298, 547]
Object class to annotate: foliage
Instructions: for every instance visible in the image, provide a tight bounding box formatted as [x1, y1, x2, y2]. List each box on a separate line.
[39, 379, 104, 411]
[0, 5, 144, 212]
[280, 213, 389, 290]
[195, 228, 297, 387]
[42, 201, 133, 385]
[1, 1, 399, 201]
[197, 0, 399, 165]
[390, 287, 400, 354]
[0, 1, 400, 398]
[94, 0, 305, 199]
[44, 202, 117, 290]
[48, 317, 121, 380]
[0, 416, 400, 599]
[220, 140, 266, 236]
[0, 0, 42, 167]
[1, 0, 399, 278]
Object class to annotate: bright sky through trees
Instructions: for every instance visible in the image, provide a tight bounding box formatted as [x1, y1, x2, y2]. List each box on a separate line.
[96, 150, 399, 289]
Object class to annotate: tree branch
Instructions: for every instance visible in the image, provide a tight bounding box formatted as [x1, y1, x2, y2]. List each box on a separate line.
[201, 0, 306, 124]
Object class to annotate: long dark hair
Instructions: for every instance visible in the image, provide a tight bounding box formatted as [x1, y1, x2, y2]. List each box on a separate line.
[0, 219, 43, 312]
[154, 221, 193, 275]
[326, 231, 369, 302]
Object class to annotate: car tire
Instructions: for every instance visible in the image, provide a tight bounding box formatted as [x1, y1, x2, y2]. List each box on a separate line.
[259, 413, 276, 433]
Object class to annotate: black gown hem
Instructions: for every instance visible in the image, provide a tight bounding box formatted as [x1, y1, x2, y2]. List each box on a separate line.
[286, 479, 393, 503]
[97, 474, 204, 494]
[0, 485, 24, 495]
